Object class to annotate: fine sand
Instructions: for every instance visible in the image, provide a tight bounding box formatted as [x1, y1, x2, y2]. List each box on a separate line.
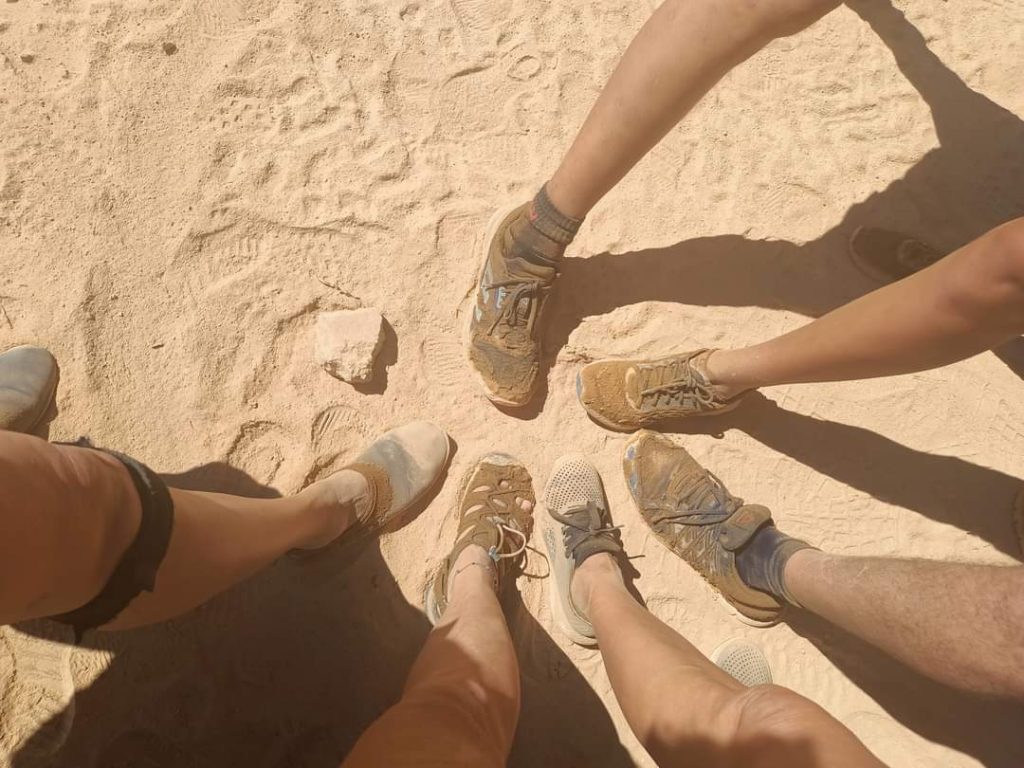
[2, 1, 1023, 766]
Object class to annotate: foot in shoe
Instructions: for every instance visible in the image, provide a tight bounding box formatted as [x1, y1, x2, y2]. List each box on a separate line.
[0, 345, 59, 435]
[468, 187, 582, 407]
[623, 430, 812, 625]
[543, 455, 625, 646]
[297, 421, 451, 550]
[425, 453, 536, 624]
[578, 348, 744, 431]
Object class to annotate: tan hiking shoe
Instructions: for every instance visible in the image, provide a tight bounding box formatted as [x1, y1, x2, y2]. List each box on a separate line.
[425, 453, 535, 623]
[623, 430, 783, 624]
[468, 205, 559, 407]
[0, 345, 59, 435]
[849, 226, 944, 283]
[578, 349, 742, 431]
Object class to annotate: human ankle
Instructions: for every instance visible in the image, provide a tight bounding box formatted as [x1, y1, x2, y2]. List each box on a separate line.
[505, 184, 583, 269]
[734, 524, 816, 606]
[295, 469, 368, 549]
[570, 553, 624, 616]
[448, 544, 497, 602]
[702, 349, 757, 401]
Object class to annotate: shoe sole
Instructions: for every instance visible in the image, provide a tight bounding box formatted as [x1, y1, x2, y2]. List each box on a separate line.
[463, 204, 535, 408]
[542, 523, 599, 647]
[576, 370, 743, 433]
[423, 452, 525, 625]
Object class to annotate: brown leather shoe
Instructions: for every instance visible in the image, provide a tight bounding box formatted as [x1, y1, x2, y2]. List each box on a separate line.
[0, 345, 59, 435]
[623, 430, 782, 624]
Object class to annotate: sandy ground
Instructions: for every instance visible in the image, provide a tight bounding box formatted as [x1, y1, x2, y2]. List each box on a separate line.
[2, 0, 1024, 766]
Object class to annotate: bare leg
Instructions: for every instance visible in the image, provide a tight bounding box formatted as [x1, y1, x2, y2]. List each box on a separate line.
[343, 543, 522, 768]
[573, 555, 882, 768]
[0, 431, 364, 627]
[785, 550, 1024, 699]
[706, 218, 1024, 397]
[546, 0, 841, 218]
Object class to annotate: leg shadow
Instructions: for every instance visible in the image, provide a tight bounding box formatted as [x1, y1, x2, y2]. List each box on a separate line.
[504, 589, 635, 768]
[12, 467, 437, 768]
[786, 609, 1024, 767]
[664, 393, 1022, 558]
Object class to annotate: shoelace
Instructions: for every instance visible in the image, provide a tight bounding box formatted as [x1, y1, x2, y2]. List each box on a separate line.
[485, 277, 546, 340]
[649, 469, 741, 528]
[636, 358, 717, 411]
[549, 502, 622, 559]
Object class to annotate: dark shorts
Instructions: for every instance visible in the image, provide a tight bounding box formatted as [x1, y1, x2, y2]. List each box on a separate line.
[49, 439, 175, 641]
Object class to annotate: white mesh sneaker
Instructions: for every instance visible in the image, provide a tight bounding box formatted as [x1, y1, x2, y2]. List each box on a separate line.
[710, 639, 773, 687]
[543, 455, 623, 647]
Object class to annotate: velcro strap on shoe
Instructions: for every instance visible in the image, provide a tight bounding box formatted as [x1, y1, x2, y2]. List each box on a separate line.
[718, 504, 773, 551]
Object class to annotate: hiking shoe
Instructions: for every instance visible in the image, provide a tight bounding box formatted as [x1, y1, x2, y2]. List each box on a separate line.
[295, 421, 451, 553]
[0, 345, 59, 436]
[543, 455, 624, 646]
[623, 430, 782, 624]
[710, 639, 773, 686]
[849, 226, 944, 283]
[578, 349, 742, 431]
[425, 453, 535, 623]
[467, 205, 559, 407]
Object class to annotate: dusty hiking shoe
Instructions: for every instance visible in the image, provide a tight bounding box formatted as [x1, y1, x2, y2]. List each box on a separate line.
[849, 226, 945, 283]
[468, 205, 559, 406]
[623, 431, 806, 625]
[543, 455, 624, 646]
[0, 345, 59, 436]
[294, 421, 451, 553]
[578, 349, 743, 431]
[425, 453, 535, 623]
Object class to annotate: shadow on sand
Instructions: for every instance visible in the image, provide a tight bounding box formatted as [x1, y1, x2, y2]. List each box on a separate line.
[12, 461, 632, 768]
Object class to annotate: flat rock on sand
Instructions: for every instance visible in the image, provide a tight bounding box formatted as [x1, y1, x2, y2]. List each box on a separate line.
[314, 308, 386, 384]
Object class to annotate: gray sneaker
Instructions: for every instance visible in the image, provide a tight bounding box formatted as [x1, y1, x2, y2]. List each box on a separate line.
[0, 345, 59, 435]
[543, 455, 623, 646]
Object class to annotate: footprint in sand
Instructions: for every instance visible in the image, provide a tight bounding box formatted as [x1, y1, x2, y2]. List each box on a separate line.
[0, 622, 75, 759]
[225, 420, 292, 487]
[188, 0, 281, 40]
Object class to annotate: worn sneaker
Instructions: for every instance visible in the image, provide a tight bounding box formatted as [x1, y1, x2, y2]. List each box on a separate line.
[425, 453, 535, 623]
[467, 205, 559, 407]
[0, 345, 59, 436]
[623, 430, 783, 625]
[543, 455, 624, 646]
[578, 349, 743, 431]
[849, 226, 944, 283]
[710, 639, 773, 687]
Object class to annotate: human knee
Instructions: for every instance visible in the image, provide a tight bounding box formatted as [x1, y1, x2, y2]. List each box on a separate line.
[730, 684, 829, 742]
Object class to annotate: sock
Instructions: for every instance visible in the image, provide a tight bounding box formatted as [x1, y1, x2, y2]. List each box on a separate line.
[506, 184, 583, 270]
[734, 524, 816, 606]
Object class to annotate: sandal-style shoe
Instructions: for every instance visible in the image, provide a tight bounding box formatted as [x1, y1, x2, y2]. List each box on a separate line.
[424, 453, 535, 624]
